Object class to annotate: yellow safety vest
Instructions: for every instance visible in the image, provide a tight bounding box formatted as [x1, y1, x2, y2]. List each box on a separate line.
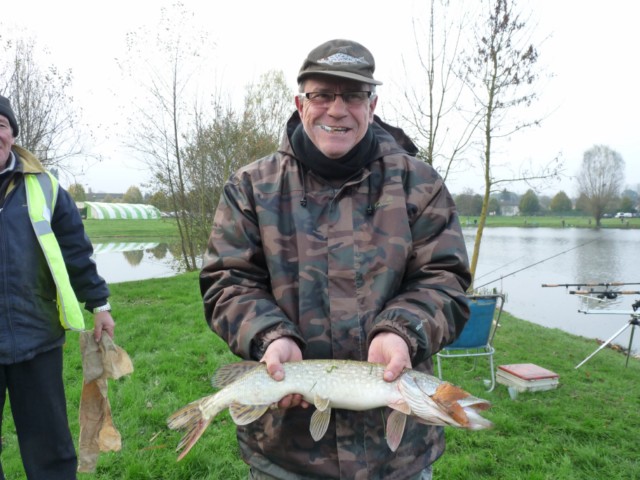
[24, 172, 85, 331]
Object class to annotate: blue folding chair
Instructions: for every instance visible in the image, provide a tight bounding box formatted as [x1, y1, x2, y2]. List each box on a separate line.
[436, 294, 505, 391]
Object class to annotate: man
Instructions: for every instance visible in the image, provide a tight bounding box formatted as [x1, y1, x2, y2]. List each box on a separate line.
[200, 39, 471, 479]
[0, 95, 115, 479]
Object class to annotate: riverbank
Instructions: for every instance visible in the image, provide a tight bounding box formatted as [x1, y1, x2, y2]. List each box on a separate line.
[461, 214, 640, 229]
[80, 214, 640, 243]
[2, 272, 636, 479]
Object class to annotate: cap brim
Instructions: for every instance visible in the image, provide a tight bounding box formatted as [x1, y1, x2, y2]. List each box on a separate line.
[297, 70, 383, 86]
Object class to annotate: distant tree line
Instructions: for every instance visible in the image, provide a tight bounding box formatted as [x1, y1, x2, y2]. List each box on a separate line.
[455, 185, 638, 219]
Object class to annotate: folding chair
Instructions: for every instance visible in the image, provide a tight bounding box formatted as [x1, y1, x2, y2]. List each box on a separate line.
[436, 294, 505, 392]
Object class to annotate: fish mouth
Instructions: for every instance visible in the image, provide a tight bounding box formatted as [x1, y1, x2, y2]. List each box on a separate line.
[318, 125, 350, 133]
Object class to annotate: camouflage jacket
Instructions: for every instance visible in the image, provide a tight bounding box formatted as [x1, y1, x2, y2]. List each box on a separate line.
[200, 113, 471, 479]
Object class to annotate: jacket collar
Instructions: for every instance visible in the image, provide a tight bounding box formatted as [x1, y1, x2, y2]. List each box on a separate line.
[12, 145, 46, 174]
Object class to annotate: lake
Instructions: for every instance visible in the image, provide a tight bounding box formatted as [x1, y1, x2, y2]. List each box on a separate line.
[92, 227, 640, 356]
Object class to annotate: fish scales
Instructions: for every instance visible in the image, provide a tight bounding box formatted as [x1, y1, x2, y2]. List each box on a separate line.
[227, 361, 402, 410]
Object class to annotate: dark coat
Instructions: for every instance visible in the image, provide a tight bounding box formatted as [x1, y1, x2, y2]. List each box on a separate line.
[200, 113, 471, 479]
[0, 146, 109, 364]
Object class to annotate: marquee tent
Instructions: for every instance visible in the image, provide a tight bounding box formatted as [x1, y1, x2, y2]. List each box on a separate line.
[82, 202, 162, 220]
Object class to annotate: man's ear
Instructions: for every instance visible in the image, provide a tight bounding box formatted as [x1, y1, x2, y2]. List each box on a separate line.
[295, 95, 303, 115]
[368, 95, 378, 122]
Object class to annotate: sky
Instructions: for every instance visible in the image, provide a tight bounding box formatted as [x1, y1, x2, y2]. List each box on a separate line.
[3, 0, 639, 197]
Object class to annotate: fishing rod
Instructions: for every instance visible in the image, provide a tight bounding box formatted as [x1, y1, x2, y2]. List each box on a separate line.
[542, 282, 640, 288]
[473, 255, 527, 281]
[473, 239, 597, 290]
[542, 282, 640, 300]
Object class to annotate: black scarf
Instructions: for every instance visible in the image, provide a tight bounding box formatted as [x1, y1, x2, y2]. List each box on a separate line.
[290, 124, 379, 181]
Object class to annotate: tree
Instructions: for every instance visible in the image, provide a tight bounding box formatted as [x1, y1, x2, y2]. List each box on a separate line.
[147, 190, 171, 212]
[549, 191, 572, 213]
[67, 183, 86, 202]
[182, 71, 292, 242]
[488, 196, 501, 215]
[460, 0, 560, 285]
[455, 189, 483, 216]
[576, 145, 625, 227]
[574, 193, 590, 214]
[120, 3, 214, 271]
[123, 186, 143, 204]
[619, 196, 635, 213]
[399, 0, 476, 179]
[519, 189, 540, 214]
[0, 35, 91, 171]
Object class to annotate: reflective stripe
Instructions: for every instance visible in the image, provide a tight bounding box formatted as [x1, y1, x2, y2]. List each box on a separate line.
[24, 172, 85, 331]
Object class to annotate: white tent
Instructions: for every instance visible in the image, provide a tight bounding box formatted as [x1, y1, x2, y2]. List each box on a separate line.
[83, 202, 162, 220]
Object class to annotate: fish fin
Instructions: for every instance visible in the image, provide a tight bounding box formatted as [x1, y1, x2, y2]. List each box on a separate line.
[211, 361, 262, 388]
[385, 410, 407, 452]
[166, 400, 212, 461]
[309, 407, 332, 441]
[229, 403, 270, 425]
[388, 400, 412, 415]
[314, 394, 331, 412]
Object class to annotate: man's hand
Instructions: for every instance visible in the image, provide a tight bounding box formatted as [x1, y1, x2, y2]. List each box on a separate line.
[261, 337, 308, 409]
[93, 311, 115, 342]
[368, 331, 411, 382]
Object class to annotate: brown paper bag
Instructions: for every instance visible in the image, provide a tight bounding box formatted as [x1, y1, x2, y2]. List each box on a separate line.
[77, 332, 133, 473]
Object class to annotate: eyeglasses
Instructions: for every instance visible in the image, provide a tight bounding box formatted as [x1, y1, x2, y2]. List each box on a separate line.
[300, 91, 373, 106]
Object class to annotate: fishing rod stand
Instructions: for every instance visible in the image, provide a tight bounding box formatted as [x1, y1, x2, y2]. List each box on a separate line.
[575, 299, 640, 369]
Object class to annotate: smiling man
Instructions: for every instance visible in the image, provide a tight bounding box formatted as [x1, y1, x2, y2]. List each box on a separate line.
[200, 39, 471, 480]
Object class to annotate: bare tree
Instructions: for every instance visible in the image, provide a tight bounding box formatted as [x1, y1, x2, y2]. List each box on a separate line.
[576, 145, 625, 227]
[243, 70, 293, 142]
[0, 34, 91, 172]
[120, 3, 214, 270]
[460, 0, 560, 285]
[399, 0, 478, 179]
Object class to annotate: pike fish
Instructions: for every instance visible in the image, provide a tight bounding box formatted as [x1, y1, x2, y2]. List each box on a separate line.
[167, 360, 492, 460]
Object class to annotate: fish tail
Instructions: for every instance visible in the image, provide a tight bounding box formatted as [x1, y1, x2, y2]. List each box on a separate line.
[167, 397, 215, 461]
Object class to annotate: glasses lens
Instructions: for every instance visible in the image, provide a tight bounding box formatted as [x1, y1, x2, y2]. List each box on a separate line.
[304, 92, 371, 106]
[306, 92, 333, 104]
[342, 92, 370, 104]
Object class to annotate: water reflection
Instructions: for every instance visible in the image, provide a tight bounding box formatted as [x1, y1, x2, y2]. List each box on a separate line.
[92, 241, 200, 284]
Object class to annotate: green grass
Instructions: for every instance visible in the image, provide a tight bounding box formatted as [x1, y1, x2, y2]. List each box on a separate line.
[2, 272, 639, 479]
[461, 214, 640, 229]
[82, 218, 181, 240]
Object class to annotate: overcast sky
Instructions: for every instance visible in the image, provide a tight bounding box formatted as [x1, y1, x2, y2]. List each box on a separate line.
[4, 0, 639, 197]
